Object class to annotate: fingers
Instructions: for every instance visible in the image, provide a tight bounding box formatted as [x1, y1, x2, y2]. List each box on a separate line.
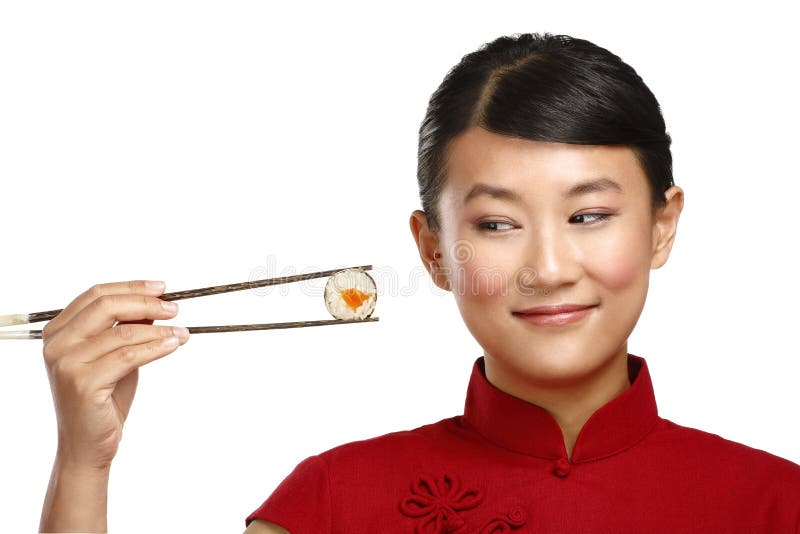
[89, 331, 188, 388]
[63, 293, 180, 341]
[39, 279, 190, 475]
[44, 280, 166, 336]
[69, 323, 190, 364]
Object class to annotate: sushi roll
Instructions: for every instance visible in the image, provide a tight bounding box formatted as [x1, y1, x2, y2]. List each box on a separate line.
[324, 268, 377, 320]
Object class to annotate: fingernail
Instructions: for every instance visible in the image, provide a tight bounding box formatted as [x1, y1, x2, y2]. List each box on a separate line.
[147, 280, 166, 291]
[172, 326, 190, 340]
[162, 336, 179, 347]
[161, 300, 178, 312]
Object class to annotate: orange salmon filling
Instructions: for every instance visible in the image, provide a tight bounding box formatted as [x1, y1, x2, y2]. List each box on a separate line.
[341, 288, 371, 311]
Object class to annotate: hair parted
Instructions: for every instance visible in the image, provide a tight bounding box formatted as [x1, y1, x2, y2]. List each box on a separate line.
[417, 32, 674, 233]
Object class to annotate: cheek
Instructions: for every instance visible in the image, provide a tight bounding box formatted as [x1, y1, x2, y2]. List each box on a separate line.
[453, 255, 514, 302]
[586, 224, 651, 291]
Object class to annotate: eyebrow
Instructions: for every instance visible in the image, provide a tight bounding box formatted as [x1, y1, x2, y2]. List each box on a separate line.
[462, 176, 624, 205]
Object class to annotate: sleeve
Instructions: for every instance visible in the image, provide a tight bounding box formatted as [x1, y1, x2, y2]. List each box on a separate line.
[245, 454, 332, 534]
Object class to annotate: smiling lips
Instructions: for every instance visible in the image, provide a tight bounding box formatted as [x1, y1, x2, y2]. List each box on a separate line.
[513, 303, 597, 326]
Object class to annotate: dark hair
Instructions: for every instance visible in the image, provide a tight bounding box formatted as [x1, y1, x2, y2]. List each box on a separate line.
[417, 32, 673, 233]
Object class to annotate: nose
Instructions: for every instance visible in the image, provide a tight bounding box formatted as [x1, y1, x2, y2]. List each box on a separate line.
[517, 223, 582, 295]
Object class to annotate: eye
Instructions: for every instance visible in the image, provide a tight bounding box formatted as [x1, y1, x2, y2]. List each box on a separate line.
[570, 213, 613, 225]
[476, 213, 613, 232]
[476, 220, 515, 232]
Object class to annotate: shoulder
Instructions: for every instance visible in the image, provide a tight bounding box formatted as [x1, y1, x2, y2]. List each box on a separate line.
[273, 414, 475, 496]
[314, 415, 463, 468]
[244, 416, 465, 530]
[651, 417, 800, 487]
[654, 417, 799, 467]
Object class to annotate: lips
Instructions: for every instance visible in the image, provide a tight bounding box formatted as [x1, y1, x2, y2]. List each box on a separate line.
[512, 303, 598, 327]
[514, 304, 597, 315]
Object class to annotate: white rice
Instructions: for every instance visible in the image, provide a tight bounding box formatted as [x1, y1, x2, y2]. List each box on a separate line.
[324, 268, 377, 320]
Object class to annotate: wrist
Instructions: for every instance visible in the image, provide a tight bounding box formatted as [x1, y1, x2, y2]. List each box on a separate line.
[55, 452, 113, 478]
[39, 453, 110, 533]
[55, 437, 115, 470]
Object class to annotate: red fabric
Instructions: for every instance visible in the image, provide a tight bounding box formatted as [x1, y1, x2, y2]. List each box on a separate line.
[245, 354, 800, 533]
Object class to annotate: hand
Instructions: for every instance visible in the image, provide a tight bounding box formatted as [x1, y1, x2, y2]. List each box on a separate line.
[42, 280, 190, 470]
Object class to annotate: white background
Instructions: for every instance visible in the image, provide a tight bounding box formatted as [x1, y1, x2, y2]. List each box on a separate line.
[2, 1, 798, 532]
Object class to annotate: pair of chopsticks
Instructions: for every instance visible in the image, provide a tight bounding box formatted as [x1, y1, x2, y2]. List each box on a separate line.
[0, 265, 379, 340]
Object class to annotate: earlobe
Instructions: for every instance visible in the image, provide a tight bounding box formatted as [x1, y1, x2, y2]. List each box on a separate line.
[650, 213, 665, 269]
[409, 210, 452, 292]
[430, 250, 453, 292]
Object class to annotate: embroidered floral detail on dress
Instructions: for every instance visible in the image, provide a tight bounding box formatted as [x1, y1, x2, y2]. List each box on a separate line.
[479, 505, 527, 533]
[398, 472, 484, 533]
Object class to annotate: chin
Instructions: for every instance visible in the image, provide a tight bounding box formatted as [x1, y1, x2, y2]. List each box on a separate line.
[489, 339, 612, 387]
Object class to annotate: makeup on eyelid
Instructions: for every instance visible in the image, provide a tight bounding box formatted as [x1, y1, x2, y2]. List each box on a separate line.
[473, 212, 615, 232]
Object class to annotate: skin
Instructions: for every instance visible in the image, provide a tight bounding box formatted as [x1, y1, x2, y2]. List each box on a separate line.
[36, 281, 287, 533]
[409, 125, 684, 460]
[38, 281, 190, 532]
[38, 126, 682, 533]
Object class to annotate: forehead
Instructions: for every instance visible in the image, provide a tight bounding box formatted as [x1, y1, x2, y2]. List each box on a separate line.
[441, 126, 649, 206]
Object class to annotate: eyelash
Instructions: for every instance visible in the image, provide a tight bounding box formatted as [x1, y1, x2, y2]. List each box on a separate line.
[476, 213, 613, 232]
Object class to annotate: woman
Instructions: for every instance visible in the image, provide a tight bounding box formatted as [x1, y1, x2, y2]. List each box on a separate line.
[39, 32, 799, 533]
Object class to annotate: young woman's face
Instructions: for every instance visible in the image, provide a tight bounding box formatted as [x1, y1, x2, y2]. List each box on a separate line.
[410, 126, 683, 386]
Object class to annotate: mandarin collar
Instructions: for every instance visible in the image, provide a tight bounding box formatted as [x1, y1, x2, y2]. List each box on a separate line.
[462, 354, 659, 463]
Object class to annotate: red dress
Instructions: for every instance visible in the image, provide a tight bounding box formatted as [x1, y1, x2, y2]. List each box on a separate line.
[245, 354, 800, 533]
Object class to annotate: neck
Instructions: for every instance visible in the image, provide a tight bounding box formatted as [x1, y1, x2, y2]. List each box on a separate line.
[483, 346, 632, 461]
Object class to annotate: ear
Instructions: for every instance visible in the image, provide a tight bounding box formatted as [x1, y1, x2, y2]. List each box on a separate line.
[409, 210, 451, 292]
[650, 185, 684, 269]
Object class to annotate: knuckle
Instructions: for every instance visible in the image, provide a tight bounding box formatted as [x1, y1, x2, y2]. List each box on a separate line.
[42, 332, 64, 363]
[42, 341, 58, 363]
[49, 356, 73, 380]
[160, 326, 176, 338]
[113, 324, 135, 340]
[93, 294, 115, 311]
[118, 345, 138, 363]
[127, 280, 140, 292]
[88, 284, 104, 299]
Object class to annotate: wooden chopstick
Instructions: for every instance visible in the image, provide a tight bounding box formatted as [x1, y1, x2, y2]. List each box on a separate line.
[0, 264, 373, 327]
[0, 316, 380, 340]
